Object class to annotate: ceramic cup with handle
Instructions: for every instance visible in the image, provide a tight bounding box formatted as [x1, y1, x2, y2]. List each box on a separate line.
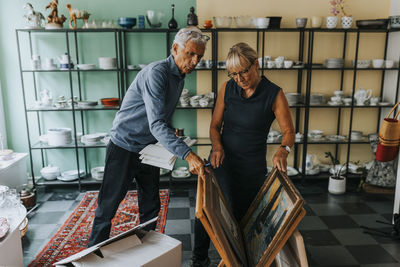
[354, 88, 372, 105]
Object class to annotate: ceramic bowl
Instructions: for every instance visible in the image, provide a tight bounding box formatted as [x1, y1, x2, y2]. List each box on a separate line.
[267, 16, 282, 28]
[372, 59, 384, 68]
[77, 64, 95, 70]
[146, 10, 164, 28]
[0, 149, 14, 161]
[296, 18, 308, 28]
[118, 17, 137, 29]
[91, 166, 105, 180]
[40, 165, 60, 180]
[100, 98, 119, 107]
[213, 16, 233, 28]
[234, 16, 254, 28]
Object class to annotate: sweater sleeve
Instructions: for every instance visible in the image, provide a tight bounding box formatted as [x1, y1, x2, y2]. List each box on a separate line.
[142, 67, 191, 160]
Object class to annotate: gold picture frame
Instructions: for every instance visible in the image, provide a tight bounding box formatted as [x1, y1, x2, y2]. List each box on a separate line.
[196, 168, 306, 267]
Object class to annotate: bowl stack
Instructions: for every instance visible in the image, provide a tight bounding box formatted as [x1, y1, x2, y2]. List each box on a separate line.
[47, 128, 72, 146]
[91, 166, 105, 180]
[40, 165, 60, 180]
[325, 58, 344, 68]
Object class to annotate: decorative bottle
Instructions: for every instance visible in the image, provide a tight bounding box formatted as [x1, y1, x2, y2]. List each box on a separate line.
[168, 4, 178, 29]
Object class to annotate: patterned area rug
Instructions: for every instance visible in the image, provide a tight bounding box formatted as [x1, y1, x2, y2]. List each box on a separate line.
[28, 189, 169, 267]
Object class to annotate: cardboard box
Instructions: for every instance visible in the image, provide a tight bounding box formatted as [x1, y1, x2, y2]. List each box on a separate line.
[55, 218, 181, 267]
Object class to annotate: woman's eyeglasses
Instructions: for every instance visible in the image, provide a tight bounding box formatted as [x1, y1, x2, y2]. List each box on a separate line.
[181, 30, 210, 42]
[227, 65, 252, 79]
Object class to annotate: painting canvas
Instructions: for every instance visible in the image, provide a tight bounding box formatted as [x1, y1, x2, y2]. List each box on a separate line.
[196, 168, 305, 267]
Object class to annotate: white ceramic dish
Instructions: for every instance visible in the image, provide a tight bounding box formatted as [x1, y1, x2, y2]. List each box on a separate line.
[77, 64, 95, 70]
[58, 169, 85, 181]
[379, 102, 390, 106]
[299, 167, 320, 175]
[319, 164, 330, 172]
[40, 165, 60, 180]
[326, 135, 346, 141]
[171, 169, 191, 179]
[287, 167, 299, 176]
[91, 166, 105, 180]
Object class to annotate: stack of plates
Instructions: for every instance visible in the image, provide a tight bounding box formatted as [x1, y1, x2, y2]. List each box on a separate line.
[57, 169, 85, 182]
[325, 58, 344, 68]
[326, 135, 346, 141]
[82, 133, 108, 145]
[77, 101, 97, 108]
[350, 131, 363, 141]
[285, 93, 303, 105]
[310, 94, 326, 105]
[47, 128, 72, 146]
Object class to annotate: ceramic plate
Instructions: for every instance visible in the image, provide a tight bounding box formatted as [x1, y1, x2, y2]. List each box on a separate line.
[171, 170, 191, 179]
[379, 102, 390, 106]
[287, 167, 299, 176]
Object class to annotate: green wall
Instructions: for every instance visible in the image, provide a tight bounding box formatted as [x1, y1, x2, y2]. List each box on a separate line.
[0, 0, 197, 176]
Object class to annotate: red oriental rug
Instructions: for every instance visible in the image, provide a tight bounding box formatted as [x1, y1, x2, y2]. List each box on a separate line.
[28, 189, 169, 267]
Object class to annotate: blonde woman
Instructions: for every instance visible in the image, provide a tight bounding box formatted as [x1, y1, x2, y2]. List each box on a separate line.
[191, 42, 294, 266]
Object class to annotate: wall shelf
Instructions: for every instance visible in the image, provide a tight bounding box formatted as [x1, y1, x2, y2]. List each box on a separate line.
[16, 27, 400, 189]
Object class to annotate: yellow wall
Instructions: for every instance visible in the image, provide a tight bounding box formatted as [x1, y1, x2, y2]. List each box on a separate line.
[196, 0, 391, 167]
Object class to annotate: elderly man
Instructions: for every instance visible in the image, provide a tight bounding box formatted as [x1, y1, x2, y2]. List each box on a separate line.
[89, 27, 209, 246]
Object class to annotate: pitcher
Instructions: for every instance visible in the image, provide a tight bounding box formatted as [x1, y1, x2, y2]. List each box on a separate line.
[40, 89, 53, 107]
[354, 88, 372, 105]
[306, 154, 317, 170]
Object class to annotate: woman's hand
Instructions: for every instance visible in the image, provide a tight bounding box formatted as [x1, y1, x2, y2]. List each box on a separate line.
[273, 148, 288, 172]
[210, 147, 225, 169]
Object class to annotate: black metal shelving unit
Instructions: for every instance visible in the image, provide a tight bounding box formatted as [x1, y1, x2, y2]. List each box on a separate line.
[16, 27, 400, 189]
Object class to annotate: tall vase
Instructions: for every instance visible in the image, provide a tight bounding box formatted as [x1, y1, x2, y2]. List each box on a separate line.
[341, 16, 353, 29]
[326, 16, 338, 29]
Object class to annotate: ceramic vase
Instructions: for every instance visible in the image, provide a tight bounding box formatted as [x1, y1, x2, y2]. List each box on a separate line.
[328, 176, 346, 194]
[326, 16, 338, 29]
[341, 16, 353, 29]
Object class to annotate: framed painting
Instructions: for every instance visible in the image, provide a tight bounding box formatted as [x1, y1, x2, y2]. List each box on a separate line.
[241, 168, 305, 267]
[196, 168, 306, 267]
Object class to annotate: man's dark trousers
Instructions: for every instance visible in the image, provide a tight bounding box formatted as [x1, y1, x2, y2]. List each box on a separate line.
[88, 141, 160, 246]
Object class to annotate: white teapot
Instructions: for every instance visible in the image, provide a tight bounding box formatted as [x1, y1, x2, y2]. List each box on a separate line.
[40, 89, 53, 107]
[354, 88, 372, 105]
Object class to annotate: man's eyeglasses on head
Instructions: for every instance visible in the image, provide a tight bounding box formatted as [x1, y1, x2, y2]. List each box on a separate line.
[227, 65, 252, 79]
[181, 30, 210, 42]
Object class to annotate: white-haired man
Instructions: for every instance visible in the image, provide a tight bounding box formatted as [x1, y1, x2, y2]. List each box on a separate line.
[89, 27, 209, 246]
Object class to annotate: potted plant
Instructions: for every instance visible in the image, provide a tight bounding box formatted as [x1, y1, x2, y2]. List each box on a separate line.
[329, 0, 353, 29]
[325, 152, 346, 194]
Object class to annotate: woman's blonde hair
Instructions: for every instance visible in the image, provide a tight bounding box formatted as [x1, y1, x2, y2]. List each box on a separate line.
[226, 42, 258, 71]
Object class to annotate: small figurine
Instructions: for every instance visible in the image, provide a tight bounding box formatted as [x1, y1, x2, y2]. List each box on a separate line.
[23, 3, 45, 29]
[66, 4, 90, 29]
[45, 0, 66, 29]
[187, 6, 198, 26]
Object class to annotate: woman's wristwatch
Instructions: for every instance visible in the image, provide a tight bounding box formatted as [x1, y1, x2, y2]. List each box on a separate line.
[280, 145, 291, 153]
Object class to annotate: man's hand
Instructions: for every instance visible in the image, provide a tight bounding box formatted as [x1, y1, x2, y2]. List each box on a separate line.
[185, 152, 205, 177]
[273, 147, 288, 172]
[210, 147, 225, 168]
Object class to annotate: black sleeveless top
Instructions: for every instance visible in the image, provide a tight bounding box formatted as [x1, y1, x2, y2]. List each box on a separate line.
[221, 76, 280, 178]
